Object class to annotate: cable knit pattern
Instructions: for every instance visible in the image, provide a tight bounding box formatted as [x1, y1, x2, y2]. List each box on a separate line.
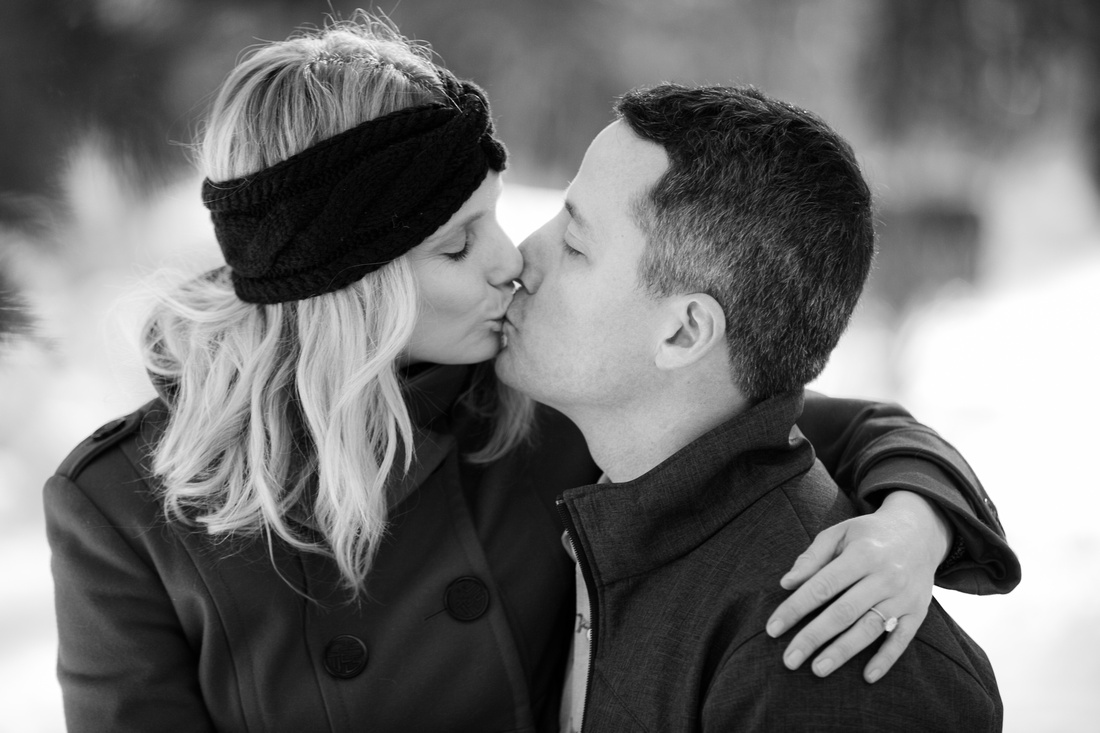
[201, 72, 507, 304]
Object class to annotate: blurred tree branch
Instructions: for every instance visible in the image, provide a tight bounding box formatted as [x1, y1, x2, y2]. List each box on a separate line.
[3, 0, 1098, 231]
[0, 266, 32, 348]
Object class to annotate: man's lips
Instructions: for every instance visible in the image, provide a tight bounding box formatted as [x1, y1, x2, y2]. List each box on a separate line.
[496, 315, 515, 349]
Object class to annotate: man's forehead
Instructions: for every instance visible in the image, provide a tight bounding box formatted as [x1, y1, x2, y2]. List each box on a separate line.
[574, 122, 666, 199]
[563, 122, 666, 242]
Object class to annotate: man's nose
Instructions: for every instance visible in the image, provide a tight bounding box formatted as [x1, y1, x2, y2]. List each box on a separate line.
[487, 225, 523, 288]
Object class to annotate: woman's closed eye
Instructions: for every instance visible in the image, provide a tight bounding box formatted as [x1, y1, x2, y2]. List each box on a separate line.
[444, 235, 472, 261]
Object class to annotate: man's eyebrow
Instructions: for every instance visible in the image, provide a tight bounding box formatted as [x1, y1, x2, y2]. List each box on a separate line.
[564, 200, 590, 231]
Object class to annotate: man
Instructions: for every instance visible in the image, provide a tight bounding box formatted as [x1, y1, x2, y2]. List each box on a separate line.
[496, 85, 1002, 731]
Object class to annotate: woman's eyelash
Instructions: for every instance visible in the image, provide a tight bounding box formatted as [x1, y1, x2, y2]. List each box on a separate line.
[445, 236, 472, 261]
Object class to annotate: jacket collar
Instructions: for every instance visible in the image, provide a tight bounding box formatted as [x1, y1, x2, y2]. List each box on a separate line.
[401, 363, 471, 431]
[384, 363, 472, 505]
[560, 391, 814, 583]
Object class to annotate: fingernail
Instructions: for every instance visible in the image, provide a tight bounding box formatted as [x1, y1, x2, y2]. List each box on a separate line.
[784, 649, 804, 669]
[766, 619, 784, 637]
[813, 657, 835, 677]
[866, 668, 882, 684]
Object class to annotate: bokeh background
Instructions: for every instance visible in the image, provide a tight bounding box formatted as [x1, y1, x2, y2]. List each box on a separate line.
[2, 1, 1098, 730]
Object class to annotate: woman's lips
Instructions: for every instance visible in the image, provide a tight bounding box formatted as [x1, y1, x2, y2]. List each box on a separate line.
[499, 316, 516, 348]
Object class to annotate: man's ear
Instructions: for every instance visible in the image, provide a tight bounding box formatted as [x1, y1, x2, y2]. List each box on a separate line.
[654, 293, 726, 370]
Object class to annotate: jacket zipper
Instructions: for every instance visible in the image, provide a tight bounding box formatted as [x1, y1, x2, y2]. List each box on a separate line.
[557, 498, 598, 733]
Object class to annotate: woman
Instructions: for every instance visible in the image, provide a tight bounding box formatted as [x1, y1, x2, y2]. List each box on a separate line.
[45, 14, 1017, 733]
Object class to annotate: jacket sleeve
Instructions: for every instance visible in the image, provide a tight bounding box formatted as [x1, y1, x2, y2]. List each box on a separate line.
[44, 471, 217, 732]
[796, 391, 1020, 594]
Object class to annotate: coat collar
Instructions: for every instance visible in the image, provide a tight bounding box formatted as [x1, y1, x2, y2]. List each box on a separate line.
[386, 363, 473, 505]
[401, 363, 471, 431]
[560, 391, 814, 584]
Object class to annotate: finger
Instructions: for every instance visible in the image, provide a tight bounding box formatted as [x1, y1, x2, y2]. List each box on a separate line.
[767, 547, 865, 639]
[810, 606, 891, 678]
[862, 611, 924, 683]
[778, 581, 883, 671]
[779, 580, 880, 670]
[778, 525, 845, 591]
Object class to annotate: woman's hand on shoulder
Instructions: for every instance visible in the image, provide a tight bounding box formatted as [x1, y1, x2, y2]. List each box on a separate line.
[763, 490, 953, 683]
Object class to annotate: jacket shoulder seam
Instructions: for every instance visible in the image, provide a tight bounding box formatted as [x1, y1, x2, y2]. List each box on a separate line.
[53, 399, 160, 480]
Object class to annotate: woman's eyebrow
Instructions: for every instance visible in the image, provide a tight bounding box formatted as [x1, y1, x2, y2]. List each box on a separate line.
[424, 211, 486, 249]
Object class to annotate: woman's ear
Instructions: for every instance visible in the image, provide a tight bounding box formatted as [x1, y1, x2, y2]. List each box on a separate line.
[654, 293, 726, 370]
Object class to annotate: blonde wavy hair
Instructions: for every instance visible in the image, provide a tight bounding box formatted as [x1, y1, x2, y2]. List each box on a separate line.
[142, 13, 535, 596]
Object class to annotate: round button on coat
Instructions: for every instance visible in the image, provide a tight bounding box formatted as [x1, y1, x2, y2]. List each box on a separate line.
[323, 635, 368, 679]
[444, 576, 490, 621]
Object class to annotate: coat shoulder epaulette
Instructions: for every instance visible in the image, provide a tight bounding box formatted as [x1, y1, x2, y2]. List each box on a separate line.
[54, 399, 161, 481]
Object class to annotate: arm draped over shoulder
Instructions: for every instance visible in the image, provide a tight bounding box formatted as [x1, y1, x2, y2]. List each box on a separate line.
[797, 390, 1020, 594]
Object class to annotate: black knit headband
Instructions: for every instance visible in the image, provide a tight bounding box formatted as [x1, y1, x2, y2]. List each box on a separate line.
[201, 70, 507, 304]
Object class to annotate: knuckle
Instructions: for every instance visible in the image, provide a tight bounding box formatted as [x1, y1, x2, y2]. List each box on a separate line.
[794, 626, 825, 651]
[863, 610, 888, 633]
[827, 597, 861, 626]
[782, 586, 809, 609]
[808, 577, 837, 603]
[845, 534, 873, 553]
[792, 551, 816, 569]
[832, 636, 866, 661]
[868, 539, 894, 557]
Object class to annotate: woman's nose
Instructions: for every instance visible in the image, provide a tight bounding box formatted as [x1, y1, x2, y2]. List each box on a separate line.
[515, 226, 551, 294]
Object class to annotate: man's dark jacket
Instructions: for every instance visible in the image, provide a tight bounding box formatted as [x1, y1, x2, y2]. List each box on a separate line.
[559, 392, 1004, 732]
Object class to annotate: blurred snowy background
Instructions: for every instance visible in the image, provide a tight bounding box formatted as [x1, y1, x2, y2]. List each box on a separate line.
[1, 1, 1098, 731]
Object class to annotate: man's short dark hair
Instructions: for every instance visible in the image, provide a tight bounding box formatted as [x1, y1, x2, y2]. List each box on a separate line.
[616, 84, 875, 403]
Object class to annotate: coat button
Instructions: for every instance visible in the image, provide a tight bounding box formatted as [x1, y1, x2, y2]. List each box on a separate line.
[323, 635, 368, 679]
[444, 576, 490, 622]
